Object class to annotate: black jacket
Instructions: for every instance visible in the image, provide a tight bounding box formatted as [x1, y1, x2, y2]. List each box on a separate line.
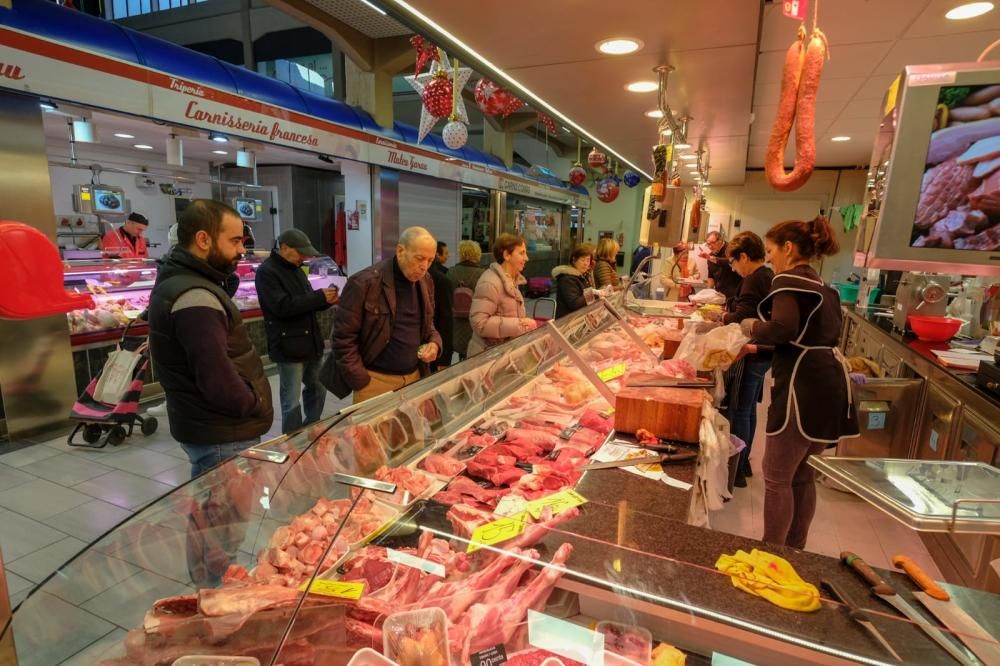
[148, 248, 273, 445]
[255, 250, 330, 363]
[551, 265, 588, 318]
[429, 262, 454, 365]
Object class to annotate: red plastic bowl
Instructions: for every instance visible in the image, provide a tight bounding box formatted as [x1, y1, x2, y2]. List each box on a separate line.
[908, 315, 963, 342]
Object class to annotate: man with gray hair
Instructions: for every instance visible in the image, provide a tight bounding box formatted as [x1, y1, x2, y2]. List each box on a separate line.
[701, 229, 742, 304]
[322, 226, 442, 403]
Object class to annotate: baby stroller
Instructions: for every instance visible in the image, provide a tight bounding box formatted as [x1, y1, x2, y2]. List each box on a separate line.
[68, 320, 158, 448]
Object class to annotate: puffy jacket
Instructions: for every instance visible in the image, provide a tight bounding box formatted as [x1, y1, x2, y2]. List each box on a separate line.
[322, 257, 441, 398]
[467, 262, 527, 357]
[255, 250, 330, 363]
[551, 265, 588, 318]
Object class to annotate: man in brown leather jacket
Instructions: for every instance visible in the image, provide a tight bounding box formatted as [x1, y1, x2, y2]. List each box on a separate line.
[322, 227, 442, 403]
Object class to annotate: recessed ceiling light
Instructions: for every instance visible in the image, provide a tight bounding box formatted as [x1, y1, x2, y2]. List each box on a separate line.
[661, 128, 672, 136]
[680, 154, 698, 161]
[212, 150, 229, 155]
[626, 81, 657, 93]
[113, 132, 135, 139]
[133, 144, 154, 150]
[208, 132, 229, 143]
[674, 141, 692, 150]
[946, 2, 994, 20]
[831, 136, 852, 142]
[645, 110, 663, 118]
[596, 38, 643, 55]
[39, 101, 58, 111]
[702, 181, 711, 187]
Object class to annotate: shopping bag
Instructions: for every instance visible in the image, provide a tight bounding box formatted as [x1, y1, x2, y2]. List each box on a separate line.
[674, 323, 749, 372]
[93, 347, 142, 404]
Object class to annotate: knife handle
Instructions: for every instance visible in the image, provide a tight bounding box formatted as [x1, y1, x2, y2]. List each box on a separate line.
[842, 551, 895, 596]
[892, 555, 950, 601]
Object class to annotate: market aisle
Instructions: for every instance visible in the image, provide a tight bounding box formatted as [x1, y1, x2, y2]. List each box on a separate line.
[0, 373, 349, 609]
[710, 394, 944, 579]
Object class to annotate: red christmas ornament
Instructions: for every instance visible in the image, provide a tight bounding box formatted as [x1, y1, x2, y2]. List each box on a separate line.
[537, 112, 557, 136]
[587, 147, 608, 170]
[422, 75, 453, 119]
[596, 177, 620, 203]
[474, 78, 506, 117]
[568, 164, 588, 186]
[410, 36, 439, 75]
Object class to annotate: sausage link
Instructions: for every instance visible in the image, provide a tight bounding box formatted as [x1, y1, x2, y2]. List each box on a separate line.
[949, 106, 991, 122]
[765, 31, 805, 190]
[965, 84, 1000, 106]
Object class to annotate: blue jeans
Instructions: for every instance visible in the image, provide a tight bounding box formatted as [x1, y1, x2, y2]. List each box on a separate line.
[730, 356, 770, 471]
[278, 359, 326, 434]
[180, 437, 261, 478]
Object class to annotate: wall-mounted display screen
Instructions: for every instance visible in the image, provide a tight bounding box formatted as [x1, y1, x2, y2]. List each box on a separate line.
[73, 184, 127, 218]
[93, 187, 125, 214]
[234, 197, 261, 221]
[911, 85, 1000, 251]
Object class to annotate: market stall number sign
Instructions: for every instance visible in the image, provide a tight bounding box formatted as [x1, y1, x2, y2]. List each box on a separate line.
[525, 489, 588, 520]
[471, 644, 508, 666]
[467, 512, 529, 553]
[299, 580, 365, 599]
[598, 363, 627, 382]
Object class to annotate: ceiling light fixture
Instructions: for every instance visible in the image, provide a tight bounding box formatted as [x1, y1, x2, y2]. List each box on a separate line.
[39, 100, 58, 112]
[596, 38, 643, 55]
[208, 132, 229, 143]
[661, 128, 672, 136]
[113, 132, 135, 139]
[674, 141, 692, 150]
[133, 144, 154, 150]
[945, 2, 994, 20]
[626, 81, 657, 93]
[645, 110, 663, 119]
[381, 0, 651, 179]
[831, 136, 852, 142]
[212, 149, 229, 155]
[357, 0, 387, 15]
[680, 154, 698, 160]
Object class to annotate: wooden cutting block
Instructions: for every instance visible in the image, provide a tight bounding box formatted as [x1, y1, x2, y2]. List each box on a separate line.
[662, 338, 681, 359]
[614, 386, 708, 443]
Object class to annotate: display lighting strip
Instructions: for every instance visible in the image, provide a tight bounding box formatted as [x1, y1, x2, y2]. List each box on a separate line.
[378, 0, 652, 181]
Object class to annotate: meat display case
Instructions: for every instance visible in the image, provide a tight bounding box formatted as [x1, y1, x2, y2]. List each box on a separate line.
[5, 301, 999, 666]
[62, 254, 345, 395]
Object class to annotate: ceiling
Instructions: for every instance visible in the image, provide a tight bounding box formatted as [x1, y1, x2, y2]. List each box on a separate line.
[300, 0, 1000, 186]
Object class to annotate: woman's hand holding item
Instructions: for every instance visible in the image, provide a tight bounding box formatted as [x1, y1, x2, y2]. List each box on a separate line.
[739, 318, 758, 338]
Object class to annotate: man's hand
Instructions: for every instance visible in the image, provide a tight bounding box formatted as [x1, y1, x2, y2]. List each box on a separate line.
[323, 287, 339, 305]
[417, 342, 439, 363]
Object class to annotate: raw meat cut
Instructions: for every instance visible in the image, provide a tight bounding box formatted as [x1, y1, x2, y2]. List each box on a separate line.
[914, 158, 980, 230]
[362, 465, 433, 504]
[922, 209, 990, 247]
[579, 408, 614, 435]
[432, 475, 508, 509]
[955, 224, 1000, 250]
[506, 649, 586, 666]
[447, 502, 497, 538]
[968, 170, 1000, 215]
[419, 453, 466, 476]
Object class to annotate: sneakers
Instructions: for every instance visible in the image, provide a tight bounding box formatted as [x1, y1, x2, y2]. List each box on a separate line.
[147, 402, 167, 416]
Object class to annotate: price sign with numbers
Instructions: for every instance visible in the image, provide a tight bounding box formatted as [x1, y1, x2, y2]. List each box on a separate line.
[525, 489, 588, 520]
[597, 363, 626, 382]
[467, 512, 529, 553]
[299, 579, 365, 599]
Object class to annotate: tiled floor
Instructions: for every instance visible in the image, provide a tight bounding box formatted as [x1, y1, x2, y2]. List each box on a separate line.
[0, 373, 348, 612]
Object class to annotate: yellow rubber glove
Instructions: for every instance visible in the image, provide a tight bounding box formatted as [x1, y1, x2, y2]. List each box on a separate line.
[715, 548, 822, 612]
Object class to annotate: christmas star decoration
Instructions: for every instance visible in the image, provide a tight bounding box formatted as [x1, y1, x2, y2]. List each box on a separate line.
[405, 56, 472, 143]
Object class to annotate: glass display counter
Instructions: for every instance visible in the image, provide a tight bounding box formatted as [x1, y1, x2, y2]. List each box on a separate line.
[6, 302, 998, 666]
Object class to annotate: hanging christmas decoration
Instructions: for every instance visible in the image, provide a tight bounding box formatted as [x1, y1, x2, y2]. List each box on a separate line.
[474, 78, 506, 117]
[537, 112, 557, 136]
[596, 172, 621, 203]
[568, 137, 587, 186]
[622, 170, 641, 188]
[442, 58, 469, 150]
[410, 36, 439, 75]
[500, 91, 525, 118]
[405, 52, 473, 143]
[587, 147, 608, 171]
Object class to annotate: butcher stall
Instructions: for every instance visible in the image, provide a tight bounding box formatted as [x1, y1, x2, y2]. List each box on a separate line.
[4, 300, 998, 666]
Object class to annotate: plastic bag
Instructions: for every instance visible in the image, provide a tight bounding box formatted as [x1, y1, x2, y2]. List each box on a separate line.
[673, 323, 749, 372]
[383, 607, 450, 666]
[93, 347, 142, 404]
[688, 288, 727, 305]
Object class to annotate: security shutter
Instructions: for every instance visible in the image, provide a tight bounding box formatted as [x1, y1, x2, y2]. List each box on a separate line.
[398, 172, 461, 267]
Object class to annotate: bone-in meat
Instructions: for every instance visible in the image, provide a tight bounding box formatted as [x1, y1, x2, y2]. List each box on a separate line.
[915, 158, 980, 230]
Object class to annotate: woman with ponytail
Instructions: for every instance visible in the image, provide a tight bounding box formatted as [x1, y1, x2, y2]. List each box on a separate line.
[740, 216, 859, 549]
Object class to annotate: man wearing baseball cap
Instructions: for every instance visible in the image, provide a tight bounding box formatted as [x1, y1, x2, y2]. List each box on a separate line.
[102, 211, 149, 258]
[255, 229, 338, 433]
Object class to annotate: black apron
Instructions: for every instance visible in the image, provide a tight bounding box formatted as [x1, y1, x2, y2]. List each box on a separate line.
[757, 269, 860, 444]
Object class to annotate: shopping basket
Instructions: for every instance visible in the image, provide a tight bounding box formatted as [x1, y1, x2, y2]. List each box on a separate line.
[67, 319, 158, 448]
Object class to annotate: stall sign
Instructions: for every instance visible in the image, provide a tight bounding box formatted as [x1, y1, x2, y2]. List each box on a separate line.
[782, 0, 808, 20]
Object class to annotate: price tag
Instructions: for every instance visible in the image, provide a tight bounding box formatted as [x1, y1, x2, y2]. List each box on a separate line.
[597, 363, 626, 382]
[525, 488, 588, 520]
[600, 407, 615, 419]
[883, 75, 900, 118]
[467, 512, 529, 553]
[299, 579, 365, 599]
[471, 644, 508, 666]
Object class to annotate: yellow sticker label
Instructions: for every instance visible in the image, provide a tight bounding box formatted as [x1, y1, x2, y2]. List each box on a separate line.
[597, 363, 626, 382]
[467, 512, 529, 553]
[883, 75, 900, 118]
[81, 192, 92, 201]
[299, 579, 365, 599]
[525, 488, 588, 520]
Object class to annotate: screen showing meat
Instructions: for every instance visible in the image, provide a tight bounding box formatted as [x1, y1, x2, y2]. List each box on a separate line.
[912, 84, 1000, 251]
[93, 187, 124, 214]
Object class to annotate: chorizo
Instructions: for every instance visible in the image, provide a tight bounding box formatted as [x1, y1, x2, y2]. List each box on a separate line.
[766, 28, 828, 192]
[948, 106, 991, 122]
[765, 29, 805, 191]
[965, 84, 1000, 106]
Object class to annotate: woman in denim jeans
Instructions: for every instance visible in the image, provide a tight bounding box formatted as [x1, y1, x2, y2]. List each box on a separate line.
[721, 232, 773, 487]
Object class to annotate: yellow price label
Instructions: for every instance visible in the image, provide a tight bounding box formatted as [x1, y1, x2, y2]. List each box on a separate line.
[81, 191, 92, 201]
[525, 488, 587, 520]
[597, 363, 626, 382]
[299, 579, 365, 599]
[883, 75, 900, 118]
[467, 512, 529, 553]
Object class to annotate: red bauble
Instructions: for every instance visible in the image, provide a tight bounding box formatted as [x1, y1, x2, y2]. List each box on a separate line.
[597, 179, 620, 203]
[474, 78, 506, 117]
[499, 91, 525, 118]
[568, 164, 587, 186]
[537, 112, 557, 136]
[587, 147, 608, 170]
[422, 75, 453, 118]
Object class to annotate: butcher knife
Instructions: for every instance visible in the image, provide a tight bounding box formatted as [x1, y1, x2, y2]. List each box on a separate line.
[579, 454, 665, 471]
[821, 579, 901, 662]
[841, 552, 980, 666]
[893, 555, 1000, 665]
